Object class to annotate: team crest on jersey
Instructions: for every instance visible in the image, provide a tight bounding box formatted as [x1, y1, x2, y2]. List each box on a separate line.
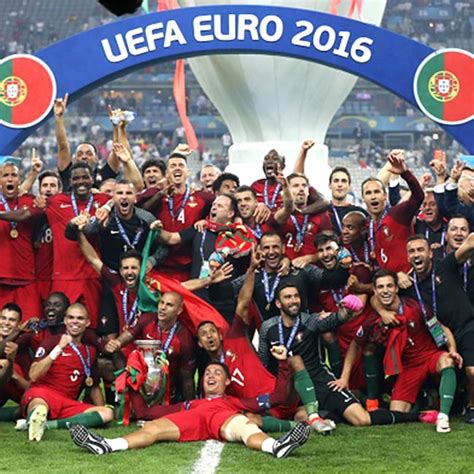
[168, 346, 174, 355]
[225, 349, 237, 362]
[0, 54, 57, 129]
[188, 195, 198, 208]
[35, 347, 46, 358]
[296, 332, 304, 343]
[382, 226, 393, 240]
[356, 326, 364, 338]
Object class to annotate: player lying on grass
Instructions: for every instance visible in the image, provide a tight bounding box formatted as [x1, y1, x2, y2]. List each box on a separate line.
[70, 349, 310, 459]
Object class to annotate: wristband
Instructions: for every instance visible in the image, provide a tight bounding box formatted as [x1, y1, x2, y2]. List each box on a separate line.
[49, 345, 63, 361]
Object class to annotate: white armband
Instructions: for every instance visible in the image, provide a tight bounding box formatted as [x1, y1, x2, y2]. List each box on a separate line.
[49, 345, 63, 361]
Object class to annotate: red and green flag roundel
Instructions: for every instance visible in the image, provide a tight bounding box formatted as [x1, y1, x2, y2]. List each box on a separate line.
[0, 54, 56, 129]
[414, 48, 473, 125]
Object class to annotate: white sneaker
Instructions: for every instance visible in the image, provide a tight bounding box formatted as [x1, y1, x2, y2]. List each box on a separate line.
[436, 413, 451, 434]
[28, 405, 48, 442]
[14, 419, 27, 431]
[308, 415, 336, 435]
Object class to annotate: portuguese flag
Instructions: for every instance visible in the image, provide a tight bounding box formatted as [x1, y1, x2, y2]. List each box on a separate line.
[0, 55, 55, 128]
[414, 49, 473, 125]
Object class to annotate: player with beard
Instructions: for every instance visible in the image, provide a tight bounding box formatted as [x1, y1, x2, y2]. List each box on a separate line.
[0, 163, 41, 319]
[260, 284, 439, 427]
[22, 303, 114, 442]
[394, 235, 474, 423]
[153, 194, 249, 321]
[0, 163, 110, 327]
[274, 173, 332, 261]
[70, 360, 310, 459]
[33, 171, 61, 303]
[200, 164, 221, 192]
[316, 232, 370, 380]
[362, 150, 424, 273]
[231, 232, 349, 325]
[332, 270, 458, 432]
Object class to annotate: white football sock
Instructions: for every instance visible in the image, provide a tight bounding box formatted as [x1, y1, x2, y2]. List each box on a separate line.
[261, 437, 276, 454]
[105, 437, 129, 451]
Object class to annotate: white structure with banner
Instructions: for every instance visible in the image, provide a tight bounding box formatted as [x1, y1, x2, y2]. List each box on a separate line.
[179, 0, 386, 192]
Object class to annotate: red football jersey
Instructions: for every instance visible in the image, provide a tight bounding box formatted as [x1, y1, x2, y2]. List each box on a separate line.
[371, 212, 411, 273]
[157, 190, 212, 272]
[223, 316, 275, 398]
[45, 193, 109, 280]
[251, 179, 283, 210]
[32, 334, 99, 400]
[277, 211, 332, 260]
[34, 222, 53, 281]
[0, 195, 36, 281]
[397, 298, 439, 368]
[100, 266, 142, 332]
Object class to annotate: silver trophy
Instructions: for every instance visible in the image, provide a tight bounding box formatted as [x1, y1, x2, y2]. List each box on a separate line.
[135, 340, 166, 406]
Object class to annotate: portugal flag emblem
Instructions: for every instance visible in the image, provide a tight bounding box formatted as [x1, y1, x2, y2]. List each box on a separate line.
[414, 48, 473, 125]
[0, 54, 56, 129]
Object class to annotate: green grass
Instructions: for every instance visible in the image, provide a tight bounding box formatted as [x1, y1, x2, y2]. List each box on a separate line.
[0, 419, 472, 473]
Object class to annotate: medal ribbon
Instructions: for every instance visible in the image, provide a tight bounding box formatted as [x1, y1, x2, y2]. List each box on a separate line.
[71, 193, 93, 217]
[331, 289, 344, 305]
[349, 241, 370, 264]
[114, 210, 143, 249]
[331, 204, 343, 233]
[0, 194, 18, 231]
[167, 185, 191, 219]
[262, 271, 281, 307]
[278, 316, 300, 351]
[249, 223, 263, 240]
[290, 215, 309, 248]
[69, 342, 91, 379]
[157, 321, 179, 353]
[264, 180, 281, 210]
[368, 207, 388, 253]
[199, 229, 208, 261]
[122, 289, 139, 326]
[424, 224, 446, 247]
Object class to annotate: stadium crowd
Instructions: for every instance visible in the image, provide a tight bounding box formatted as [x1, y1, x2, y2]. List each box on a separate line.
[0, 93, 474, 458]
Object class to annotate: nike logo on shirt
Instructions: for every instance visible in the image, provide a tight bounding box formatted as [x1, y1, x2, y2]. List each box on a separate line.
[60, 203, 72, 208]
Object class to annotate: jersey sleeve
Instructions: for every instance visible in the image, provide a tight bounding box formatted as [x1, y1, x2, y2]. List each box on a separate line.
[33, 336, 59, 361]
[305, 312, 344, 333]
[389, 170, 424, 226]
[100, 266, 121, 288]
[128, 313, 155, 339]
[257, 320, 273, 368]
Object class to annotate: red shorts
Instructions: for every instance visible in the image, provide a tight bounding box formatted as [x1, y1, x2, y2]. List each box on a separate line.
[51, 279, 102, 328]
[164, 407, 236, 442]
[268, 398, 300, 420]
[0, 282, 41, 320]
[0, 363, 25, 405]
[391, 351, 443, 404]
[36, 280, 52, 305]
[21, 386, 95, 420]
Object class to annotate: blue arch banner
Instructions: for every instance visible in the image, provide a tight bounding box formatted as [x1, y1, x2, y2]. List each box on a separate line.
[0, 5, 472, 154]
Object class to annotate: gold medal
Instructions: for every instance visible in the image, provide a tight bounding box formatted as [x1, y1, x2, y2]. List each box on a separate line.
[295, 243, 302, 253]
[85, 376, 94, 387]
[265, 303, 271, 311]
[10, 228, 19, 239]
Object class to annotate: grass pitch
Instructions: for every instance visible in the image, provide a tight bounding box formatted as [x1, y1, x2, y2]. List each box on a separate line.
[1, 418, 472, 473]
